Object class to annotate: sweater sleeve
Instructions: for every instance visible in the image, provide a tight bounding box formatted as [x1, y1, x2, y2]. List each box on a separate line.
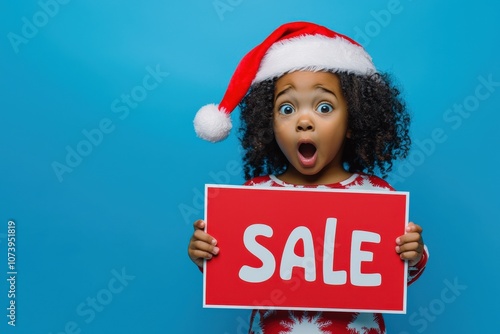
[407, 245, 429, 286]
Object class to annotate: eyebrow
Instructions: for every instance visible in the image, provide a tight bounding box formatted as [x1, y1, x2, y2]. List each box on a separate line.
[315, 85, 337, 98]
[274, 86, 293, 102]
[274, 85, 338, 103]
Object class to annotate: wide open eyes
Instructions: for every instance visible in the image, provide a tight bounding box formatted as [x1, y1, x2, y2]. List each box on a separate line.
[316, 103, 333, 114]
[278, 103, 295, 115]
[277, 102, 334, 115]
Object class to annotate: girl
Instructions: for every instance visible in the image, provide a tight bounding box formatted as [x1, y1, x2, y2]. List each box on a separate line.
[188, 21, 428, 333]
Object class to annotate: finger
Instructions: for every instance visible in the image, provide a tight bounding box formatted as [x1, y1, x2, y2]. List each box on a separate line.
[190, 239, 220, 254]
[192, 229, 217, 246]
[193, 219, 205, 231]
[189, 247, 219, 260]
[406, 222, 423, 234]
[396, 232, 422, 245]
[398, 250, 422, 264]
[188, 242, 220, 266]
[395, 241, 423, 254]
[188, 249, 214, 268]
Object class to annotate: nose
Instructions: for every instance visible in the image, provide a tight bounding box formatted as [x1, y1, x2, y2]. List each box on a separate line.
[296, 112, 314, 131]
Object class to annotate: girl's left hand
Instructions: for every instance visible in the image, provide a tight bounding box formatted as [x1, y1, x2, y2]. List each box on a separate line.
[395, 222, 424, 266]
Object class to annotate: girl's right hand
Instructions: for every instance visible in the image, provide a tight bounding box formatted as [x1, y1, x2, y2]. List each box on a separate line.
[188, 219, 219, 268]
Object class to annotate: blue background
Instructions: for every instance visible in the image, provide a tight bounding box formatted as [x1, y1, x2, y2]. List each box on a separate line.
[1, 0, 499, 333]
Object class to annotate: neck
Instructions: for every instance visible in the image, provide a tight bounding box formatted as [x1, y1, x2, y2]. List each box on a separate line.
[277, 166, 353, 186]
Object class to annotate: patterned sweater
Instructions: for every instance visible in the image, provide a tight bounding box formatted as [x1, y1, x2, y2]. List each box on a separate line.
[243, 173, 428, 334]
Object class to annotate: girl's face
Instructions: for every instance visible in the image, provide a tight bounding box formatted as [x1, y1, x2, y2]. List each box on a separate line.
[273, 71, 351, 185]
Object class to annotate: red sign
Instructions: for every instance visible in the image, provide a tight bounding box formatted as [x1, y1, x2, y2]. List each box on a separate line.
[203, 184, 409, 313]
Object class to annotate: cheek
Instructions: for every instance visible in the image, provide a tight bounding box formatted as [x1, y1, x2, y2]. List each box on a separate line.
[272, 120, 285, 142]
[273, 128, 286, 150]
[272, 125, 293, 155]
[319, 124, 349, 152]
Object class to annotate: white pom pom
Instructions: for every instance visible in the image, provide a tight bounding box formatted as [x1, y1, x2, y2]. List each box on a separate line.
[193, 104, 232, 142]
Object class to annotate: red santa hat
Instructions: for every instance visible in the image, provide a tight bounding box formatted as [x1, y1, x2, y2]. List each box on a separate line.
[194, 21, 376, 142]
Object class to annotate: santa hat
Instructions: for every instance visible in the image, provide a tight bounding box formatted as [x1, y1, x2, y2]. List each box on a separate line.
[194, 21, 376, 142]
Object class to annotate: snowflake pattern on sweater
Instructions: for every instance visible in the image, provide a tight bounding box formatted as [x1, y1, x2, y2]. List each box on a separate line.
[243, 174, 428, 334]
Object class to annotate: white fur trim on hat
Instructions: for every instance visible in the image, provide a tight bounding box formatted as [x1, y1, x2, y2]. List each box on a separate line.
[193, 104, 232, 142]
[253, 34, 376, 84]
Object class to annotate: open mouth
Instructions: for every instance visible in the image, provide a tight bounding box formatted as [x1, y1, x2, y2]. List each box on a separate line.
[299, 143, 317, 159]
[298, 143, 317, 167]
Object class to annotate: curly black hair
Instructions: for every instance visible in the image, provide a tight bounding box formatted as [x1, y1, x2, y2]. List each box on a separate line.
[238, 71, 411, 181]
